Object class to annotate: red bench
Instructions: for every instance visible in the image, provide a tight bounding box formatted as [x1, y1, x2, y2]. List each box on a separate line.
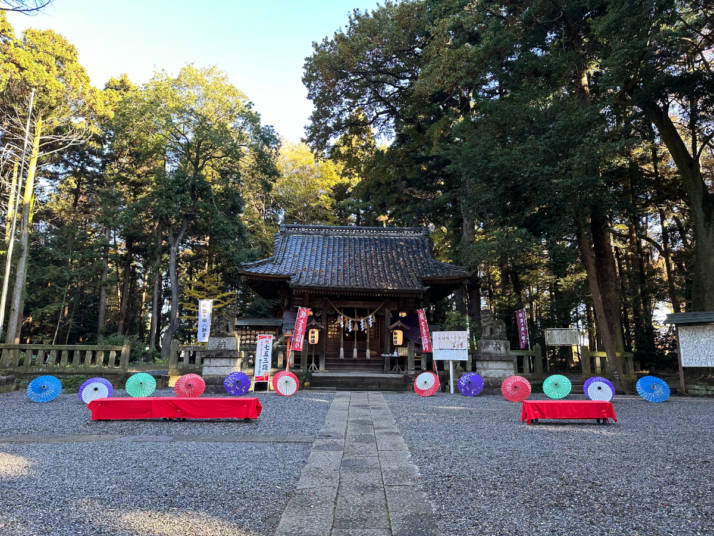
[521, 400, 616, 424]
[87, 397, 262, 421]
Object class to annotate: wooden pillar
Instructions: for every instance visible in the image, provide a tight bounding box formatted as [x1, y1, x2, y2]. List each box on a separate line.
[534, 344, 544, 377]
[366, 325, 371, 360]
[580, 346, 590, 376]
[675, 326, 686, 394]
[319, 309, 327, 371]
[383, 307, 391, 372]
[407, 340, 415, 373]
[300, 347, 308, 370]
[353, 308, 358, 359]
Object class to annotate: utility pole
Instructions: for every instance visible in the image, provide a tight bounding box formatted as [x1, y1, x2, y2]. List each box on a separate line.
[0, 89, 35, 338]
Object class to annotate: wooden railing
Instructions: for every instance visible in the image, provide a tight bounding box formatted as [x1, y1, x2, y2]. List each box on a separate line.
[509, 344, 544, 377]
[581, 349, 635, 378]
[0, 343, 130, 375]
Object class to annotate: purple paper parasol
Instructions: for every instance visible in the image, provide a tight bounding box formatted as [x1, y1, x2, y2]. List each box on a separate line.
[78, 377, 113, 404]
[223, 372, 251, 396]
[583, 376, 615, 401]
[457, 373, 484, 397]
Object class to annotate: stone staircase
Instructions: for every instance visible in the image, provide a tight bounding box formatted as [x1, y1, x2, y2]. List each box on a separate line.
[310, 372, 411, 391]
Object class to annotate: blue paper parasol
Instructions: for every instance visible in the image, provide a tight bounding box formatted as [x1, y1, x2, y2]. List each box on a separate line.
[78, 377, 113, 404]
[543, 374, 572, 399]
[125, 373, 156, 397]
[457, 373, 484, 397]
[583, 376, 615, 402]
[636, 376, 670, 403]
[224, 372, 251, 396]
[27, 375, 62, 403]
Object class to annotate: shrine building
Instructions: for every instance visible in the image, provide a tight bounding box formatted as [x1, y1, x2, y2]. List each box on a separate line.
[239, 224, 470, 374]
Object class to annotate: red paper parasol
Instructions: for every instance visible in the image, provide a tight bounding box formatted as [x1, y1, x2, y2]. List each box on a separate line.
[414, 372, 440, 397]
[272, 371, 299, 396]
[174, 374, 206, 398]
[501, 375, 531, 402]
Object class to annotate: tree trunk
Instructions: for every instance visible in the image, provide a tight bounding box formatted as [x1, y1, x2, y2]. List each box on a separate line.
[97, 228, 110, 339]
[5, 162, 18, 243]
[460, 207, 482, 333]
[576, 211, 627, 392]
[117, 239, 134, 335]
[659, 209, 681, 313]
[160, 220, 187, 359]
[644, 102, 714, 310]
[590, 209, 625, 353]
[149, 224, 162, 350]
[467, 274, 482, 334]
[6, 117, 42, 344]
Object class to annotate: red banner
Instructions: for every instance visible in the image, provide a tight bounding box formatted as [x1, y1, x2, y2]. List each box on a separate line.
[515, 308, 529, 349]
[417, 309, 432, 352]
[291, 307, 310, 352]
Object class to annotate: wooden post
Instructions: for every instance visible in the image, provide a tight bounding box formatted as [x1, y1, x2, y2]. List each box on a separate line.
[407, 340, 415, 373]
[534, 343, 544, 377]
[675, 326, 686, 395]
[168, 339, 179, 375]
[366, 325, 370, 360]
[580, 346, 590, 376]
[119, 340, 131, 372]
[383, 308, 391, 372]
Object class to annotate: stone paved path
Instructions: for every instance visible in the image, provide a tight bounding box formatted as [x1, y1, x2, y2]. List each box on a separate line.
[276, 392, 439, 536]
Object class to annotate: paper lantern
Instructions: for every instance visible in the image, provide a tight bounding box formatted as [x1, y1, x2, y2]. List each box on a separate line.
[392, 329, 403, 346]
[308, 328, 320, 345]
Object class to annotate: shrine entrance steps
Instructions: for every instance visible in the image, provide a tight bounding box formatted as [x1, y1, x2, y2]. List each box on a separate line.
[324, 356, 386, 372]
[311, 372, 412, 391]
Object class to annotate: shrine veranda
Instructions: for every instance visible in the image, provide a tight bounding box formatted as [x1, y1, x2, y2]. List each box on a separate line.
[1, 388, 712, 536]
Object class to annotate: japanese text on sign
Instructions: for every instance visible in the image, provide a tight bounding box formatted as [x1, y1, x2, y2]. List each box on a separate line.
[515, 309, 529, 349]
[255, 334, 273, 382]
[291, 307, 310, 352]
[197, 299, 213, 343]
[417, 309, 432, 352]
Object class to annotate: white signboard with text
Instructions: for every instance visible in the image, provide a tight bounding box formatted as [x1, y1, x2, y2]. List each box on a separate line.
[197, 299, 213, 343]
[432, 331, 469, 361]
[544, 328, 579, 347]
[678, 325, 714, 367]
[254, 334, 273, 383]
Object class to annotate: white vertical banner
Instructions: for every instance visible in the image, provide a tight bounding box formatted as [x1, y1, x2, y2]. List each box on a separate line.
[197, 299, 213, 343]
[255, 334, 273, 383]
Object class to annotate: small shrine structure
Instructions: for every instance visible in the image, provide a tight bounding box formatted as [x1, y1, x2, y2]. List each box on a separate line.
[239, 224, 470, 373]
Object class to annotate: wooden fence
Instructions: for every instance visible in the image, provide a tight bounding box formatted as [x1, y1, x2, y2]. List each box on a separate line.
[0, 343, 130, 375]
[581, 348, 636, 378]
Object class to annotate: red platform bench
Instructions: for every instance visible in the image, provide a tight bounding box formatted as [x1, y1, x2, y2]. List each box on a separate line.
[87, 397, 262, 421]
[521, 400, 616, 424]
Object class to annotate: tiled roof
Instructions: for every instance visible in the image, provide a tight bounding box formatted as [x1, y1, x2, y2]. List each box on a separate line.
[240, 224, 469, 293]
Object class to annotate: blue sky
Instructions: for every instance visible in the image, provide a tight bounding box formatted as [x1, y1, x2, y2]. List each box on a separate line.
[7, 0, 382, 142]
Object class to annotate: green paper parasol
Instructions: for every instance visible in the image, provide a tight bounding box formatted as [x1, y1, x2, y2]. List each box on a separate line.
[125, 373, 157, 397]
[543, 374, 572, 399]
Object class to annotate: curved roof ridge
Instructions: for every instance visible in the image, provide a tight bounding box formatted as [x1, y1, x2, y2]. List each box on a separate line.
[279, 224, 427, 236]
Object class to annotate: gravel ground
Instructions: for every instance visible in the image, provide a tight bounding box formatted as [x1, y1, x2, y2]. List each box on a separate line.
[0, 389, 334, 536]
[385, 392, 714, 536]
[0, 389, 333, 439]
